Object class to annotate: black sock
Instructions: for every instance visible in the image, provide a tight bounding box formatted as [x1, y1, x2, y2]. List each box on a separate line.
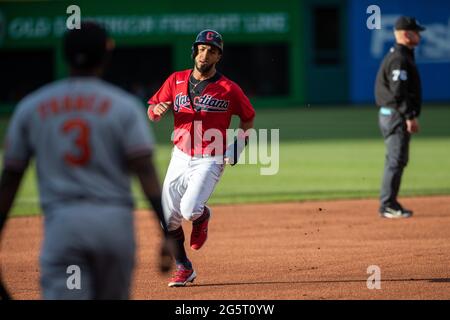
[193, 207, 209, 225]
[168, 227, 191, 268]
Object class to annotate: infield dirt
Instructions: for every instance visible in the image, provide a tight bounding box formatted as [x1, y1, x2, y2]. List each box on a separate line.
[2, 196, 450, 299]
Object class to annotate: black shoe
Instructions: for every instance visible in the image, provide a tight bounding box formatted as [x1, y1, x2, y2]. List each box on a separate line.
[379, 207, 413, 219]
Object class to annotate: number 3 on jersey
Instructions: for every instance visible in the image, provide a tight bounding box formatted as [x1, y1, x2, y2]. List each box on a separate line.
[62, 118, 91, 166]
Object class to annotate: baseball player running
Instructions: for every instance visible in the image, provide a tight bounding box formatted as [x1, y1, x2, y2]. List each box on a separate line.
[148, 30, 256, 287]
[0, 22, 172, 299]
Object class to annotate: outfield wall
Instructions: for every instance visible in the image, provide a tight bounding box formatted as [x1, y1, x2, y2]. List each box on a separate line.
[0, 0, 449, 111]
[0, 0, 305, 109]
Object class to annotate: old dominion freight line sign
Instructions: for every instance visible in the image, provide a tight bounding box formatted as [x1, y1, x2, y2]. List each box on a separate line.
[0, 12, 289, 45]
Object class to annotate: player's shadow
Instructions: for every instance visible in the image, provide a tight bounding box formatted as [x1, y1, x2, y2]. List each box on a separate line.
[190, 277, 450, 288]
[428, 278, 450, 283]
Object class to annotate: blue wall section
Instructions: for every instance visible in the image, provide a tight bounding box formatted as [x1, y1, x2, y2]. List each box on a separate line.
[349, 0, 450, 103]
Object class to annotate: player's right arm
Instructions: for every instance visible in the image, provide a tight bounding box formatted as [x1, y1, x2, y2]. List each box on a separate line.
[147, 101, 172, 121]
[147, 73, 176, 122]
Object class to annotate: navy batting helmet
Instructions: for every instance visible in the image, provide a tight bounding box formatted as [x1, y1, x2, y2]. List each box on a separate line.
[191, 29, 223, 59]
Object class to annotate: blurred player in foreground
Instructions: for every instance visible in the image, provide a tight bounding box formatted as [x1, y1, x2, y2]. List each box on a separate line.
[0, 21, 172, 299]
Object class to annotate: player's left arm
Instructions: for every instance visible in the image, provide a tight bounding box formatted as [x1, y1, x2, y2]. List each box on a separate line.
[224, 118, 254, 165]
[0, 168, 26, 236]
[225, 85, 256, 165]
[239, 118, 254, 132]
[147, 73, 176, 122]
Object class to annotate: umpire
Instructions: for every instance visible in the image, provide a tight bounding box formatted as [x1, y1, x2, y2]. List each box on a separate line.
[375, 16, 425, 218]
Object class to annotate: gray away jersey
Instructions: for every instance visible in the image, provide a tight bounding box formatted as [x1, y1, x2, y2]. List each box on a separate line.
[3, 77, 155, 211]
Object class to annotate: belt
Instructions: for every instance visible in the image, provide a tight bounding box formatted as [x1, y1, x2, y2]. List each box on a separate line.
[380, 107, 393, 115]
[173, 147, 223, 160]
[192, 154, 216, 158]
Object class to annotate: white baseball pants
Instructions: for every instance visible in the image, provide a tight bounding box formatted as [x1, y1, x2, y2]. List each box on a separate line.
[162, 147, 225, 231]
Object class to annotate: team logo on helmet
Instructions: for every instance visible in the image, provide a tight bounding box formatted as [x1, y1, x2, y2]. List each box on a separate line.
[193, 29, 223, 53]
[206, 31, 215, 41]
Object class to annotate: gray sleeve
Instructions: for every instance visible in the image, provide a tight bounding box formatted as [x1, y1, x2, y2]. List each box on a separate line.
[122, 98, 156, 159]
[2, 103, 32, 171]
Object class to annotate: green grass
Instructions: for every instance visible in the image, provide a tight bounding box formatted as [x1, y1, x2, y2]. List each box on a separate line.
[3, 105, 450, 216]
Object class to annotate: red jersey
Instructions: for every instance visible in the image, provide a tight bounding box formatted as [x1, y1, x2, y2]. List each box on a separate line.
[148, 69, 255, 156]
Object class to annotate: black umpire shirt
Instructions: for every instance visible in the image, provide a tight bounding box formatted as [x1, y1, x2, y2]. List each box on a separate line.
[375, 43, 422, 120]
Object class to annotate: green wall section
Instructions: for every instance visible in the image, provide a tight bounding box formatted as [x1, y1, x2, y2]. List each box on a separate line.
[303, 0, 349, 104]
[0, 0, 310, 106]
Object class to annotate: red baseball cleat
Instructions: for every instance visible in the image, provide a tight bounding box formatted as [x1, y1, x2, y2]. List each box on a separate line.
[190, 206, 211, 250]
[168, 265, 197, 287]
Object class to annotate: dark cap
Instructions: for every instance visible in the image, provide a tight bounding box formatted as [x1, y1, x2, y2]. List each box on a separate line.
[63, 21, 111, 69]
[394, 16, 426, 32]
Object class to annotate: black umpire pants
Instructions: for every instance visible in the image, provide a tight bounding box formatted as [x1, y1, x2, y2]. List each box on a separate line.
[379, 108, 411, 211]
